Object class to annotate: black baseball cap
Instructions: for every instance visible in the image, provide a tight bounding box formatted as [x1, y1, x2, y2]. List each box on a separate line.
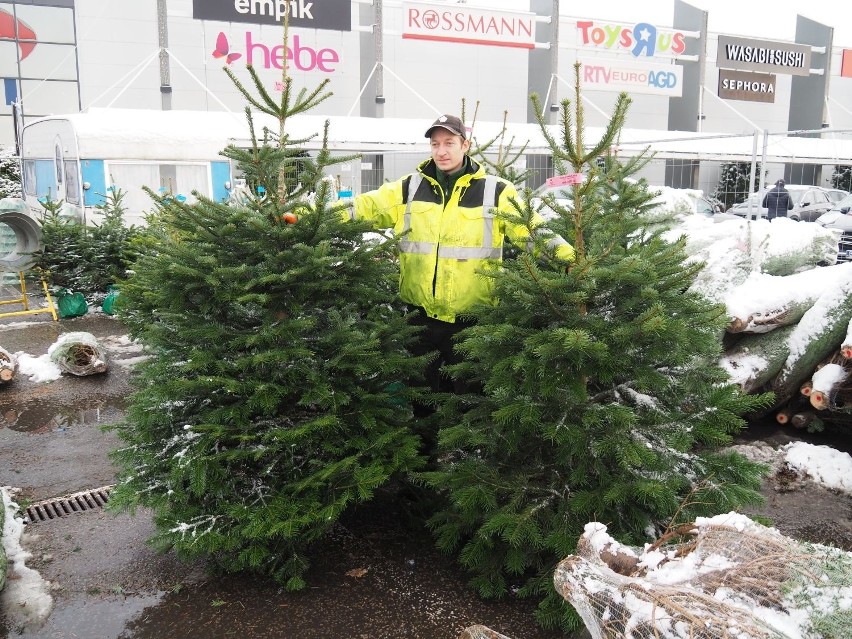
[425, 114, 467, 139]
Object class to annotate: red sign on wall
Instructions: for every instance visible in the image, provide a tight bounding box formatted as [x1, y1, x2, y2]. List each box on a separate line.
[842, 49, 852, 79]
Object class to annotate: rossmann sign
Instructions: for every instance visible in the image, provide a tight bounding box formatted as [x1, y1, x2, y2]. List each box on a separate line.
[193, 0, 351, 32]
[402, 1, 535, 49]
[717, 35, 811, 77]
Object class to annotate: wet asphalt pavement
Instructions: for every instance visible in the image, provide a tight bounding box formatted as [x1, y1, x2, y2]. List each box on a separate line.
[0, 308, 572, 639]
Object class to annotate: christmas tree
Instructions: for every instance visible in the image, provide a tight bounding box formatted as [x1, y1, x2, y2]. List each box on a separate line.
[108, 26, 427, 590]
[712, 160, 761, 211]
[0, 145, 22, 199]
[831, 164, 852, 192]
[422, 65, 772, 632]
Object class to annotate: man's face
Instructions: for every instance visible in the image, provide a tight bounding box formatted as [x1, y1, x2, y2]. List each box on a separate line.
[430, 129, 470, 173]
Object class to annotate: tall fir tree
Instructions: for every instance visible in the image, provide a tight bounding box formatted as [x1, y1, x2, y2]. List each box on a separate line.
[422, 65, 772, 632]
[108, 24, 427, 589]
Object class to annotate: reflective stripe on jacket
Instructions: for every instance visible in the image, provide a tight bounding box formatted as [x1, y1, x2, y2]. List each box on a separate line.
[349, 158, 575, 323]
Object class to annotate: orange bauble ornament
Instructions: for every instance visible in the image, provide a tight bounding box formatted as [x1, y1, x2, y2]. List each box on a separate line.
[282, 212, 298, 224]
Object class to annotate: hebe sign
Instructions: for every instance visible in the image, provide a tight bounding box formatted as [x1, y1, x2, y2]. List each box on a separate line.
[246, 33, 339, 72]
[214, 32, 340, 72]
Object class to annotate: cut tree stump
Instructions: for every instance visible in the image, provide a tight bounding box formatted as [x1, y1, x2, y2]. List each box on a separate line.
[0, 346, 17, 383]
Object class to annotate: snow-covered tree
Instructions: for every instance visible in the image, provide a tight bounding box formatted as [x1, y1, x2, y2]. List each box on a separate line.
[0, 145, 22, 199]
[108, 25, 427, 590]
[712, 161, 761, 211]
[422, 65, 772, 632]
[831, 165, 852, 192]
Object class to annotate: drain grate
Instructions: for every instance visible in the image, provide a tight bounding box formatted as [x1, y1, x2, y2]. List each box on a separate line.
[24, 485, 114, 524]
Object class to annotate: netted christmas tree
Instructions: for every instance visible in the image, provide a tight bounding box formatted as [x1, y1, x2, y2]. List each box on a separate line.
[422, 65, 773, 632]
[831, 164, 852, 192]
[108, 28, 427, 589]
[712, 160, 761, 211]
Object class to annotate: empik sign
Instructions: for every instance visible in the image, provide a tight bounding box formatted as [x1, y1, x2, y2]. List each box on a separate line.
[193, 0, 352, 32]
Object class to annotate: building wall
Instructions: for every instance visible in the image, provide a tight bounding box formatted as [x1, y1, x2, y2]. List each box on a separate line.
[3, 0, 852, 161]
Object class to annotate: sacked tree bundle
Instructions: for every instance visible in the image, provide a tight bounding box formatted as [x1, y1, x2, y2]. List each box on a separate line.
[554, 515, 852, 639]
[47, 332, 108, 376]
[0, 346, 17, 383]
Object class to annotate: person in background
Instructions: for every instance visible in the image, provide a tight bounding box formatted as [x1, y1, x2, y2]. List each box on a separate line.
[346, 114, 575, 396]
[762, 179, 793, 220]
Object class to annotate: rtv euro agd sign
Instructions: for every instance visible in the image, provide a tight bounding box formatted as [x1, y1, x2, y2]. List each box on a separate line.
[579, 59, 683, 97]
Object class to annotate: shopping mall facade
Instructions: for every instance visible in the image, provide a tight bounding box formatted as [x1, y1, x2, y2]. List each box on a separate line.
[2, 0, 852, 218]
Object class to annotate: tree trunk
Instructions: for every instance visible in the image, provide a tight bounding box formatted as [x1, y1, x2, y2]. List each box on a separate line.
[772, 279, 852, 403]
[809, 362, 850, 411]
[720, 324, 795, 393]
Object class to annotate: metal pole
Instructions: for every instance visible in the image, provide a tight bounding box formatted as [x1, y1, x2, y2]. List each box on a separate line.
[747, 130, 758, 220]
[754, 128, 770, 221]
[375, 0, 384, 111]
[157, 0, 172, 110]
[549, 0, 559, 123]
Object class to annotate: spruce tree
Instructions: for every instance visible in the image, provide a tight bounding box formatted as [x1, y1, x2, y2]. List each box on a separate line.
[831, 165, 852, 192]
[712, 160, 761, 211]
[30, 197, 91, 293]
[422, 65, 772, 632]
[108, 28, 427, 589]
[0, 145, 22, 199]
[86, 187, 138, 293]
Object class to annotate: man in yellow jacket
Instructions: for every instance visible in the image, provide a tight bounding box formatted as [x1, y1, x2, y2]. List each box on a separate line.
[348, 114, 575, 394]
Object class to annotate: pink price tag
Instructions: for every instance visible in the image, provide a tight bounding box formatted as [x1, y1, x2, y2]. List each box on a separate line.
[546, 173, 584, 188]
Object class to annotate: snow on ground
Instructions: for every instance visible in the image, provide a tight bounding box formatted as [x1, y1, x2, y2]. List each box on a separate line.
[783, 441, 852, 493]
[13, 352, 62, 383]
[1, 487, 54, 632]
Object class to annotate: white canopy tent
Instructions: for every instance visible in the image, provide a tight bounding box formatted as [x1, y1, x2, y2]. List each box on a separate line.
[31, 107, 852, 166]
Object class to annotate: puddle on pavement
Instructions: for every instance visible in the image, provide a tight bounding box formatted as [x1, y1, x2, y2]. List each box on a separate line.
[0, 393, 126, 433]
[1, 593, 164, 639]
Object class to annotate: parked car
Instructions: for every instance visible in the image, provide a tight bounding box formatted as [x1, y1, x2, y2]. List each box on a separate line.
[531, 182, 735, 222]
[815, 194, 852, 262]
[727, 185, 838, 222]
[825, 188, 849, 204]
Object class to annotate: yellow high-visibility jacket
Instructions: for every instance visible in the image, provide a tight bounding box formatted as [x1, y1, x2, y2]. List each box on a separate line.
[348, 158, 575, 323]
